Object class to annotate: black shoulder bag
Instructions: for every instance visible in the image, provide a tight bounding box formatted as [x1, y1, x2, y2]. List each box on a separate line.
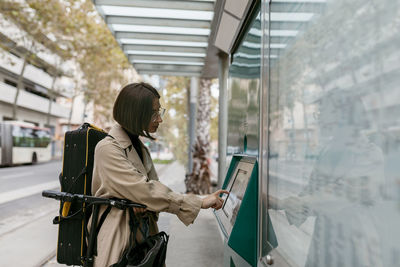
[111, 208, 169, 267]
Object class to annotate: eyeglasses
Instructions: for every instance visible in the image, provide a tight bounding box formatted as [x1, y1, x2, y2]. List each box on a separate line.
[151, 107, 166, 122]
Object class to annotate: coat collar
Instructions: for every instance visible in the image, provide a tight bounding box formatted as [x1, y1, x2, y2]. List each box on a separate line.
[108, 124, 152, 176]
[108, 124, 132, 149]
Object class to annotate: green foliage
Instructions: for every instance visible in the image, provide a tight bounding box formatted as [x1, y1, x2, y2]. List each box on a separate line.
[157, 76, 190, 167]
[0, 0, 134, 124]
[152, 159, 174, 165]
[156, 77, 218, 169]
[209, 79, 219, 143]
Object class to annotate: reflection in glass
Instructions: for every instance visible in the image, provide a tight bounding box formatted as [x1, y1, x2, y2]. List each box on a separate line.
[263, 0, 400, 266]
[227, 11, 261, 157]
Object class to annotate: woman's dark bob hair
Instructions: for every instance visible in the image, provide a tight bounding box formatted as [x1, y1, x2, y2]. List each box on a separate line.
[113, 82, 160, 140]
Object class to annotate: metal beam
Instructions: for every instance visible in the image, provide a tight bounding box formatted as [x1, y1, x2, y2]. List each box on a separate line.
[115, 32, 209, 42]
[129, 55, 204, 63]
[106, 16, 211, 29]
[134, 63, 203, 72]
[217, 53, 228, 188]
[123, 44, 207, 54]
[138, 70, 201, 77]
[94, 0, 215, 11]
[188, 77, 198, 173]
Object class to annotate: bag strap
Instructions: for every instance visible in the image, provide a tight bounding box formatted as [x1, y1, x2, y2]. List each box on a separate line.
[92, 205, 112, 256]
[96, 205, 112, 233]
[64, 166, 87, 194]
[128, 207, 140, 243]
[53, 207, 84, 224]
[128, 207, 150, 242]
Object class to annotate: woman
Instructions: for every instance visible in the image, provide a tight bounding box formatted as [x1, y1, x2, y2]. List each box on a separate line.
[91, 82, 228, 267]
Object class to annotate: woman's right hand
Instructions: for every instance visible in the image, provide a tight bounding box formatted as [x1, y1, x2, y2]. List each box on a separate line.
[201, 189, 230, 210]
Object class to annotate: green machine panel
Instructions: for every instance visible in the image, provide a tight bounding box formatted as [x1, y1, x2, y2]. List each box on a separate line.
[214, 155, 258, 267]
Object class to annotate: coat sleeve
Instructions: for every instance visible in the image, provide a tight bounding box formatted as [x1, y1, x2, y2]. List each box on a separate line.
[92, 141, 202, 226]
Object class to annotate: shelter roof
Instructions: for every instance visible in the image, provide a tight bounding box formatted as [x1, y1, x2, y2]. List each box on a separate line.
[93, 0, 216, 77]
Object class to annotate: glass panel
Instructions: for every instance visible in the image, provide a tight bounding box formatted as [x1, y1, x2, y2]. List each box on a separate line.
[12, 126, 50, 148]
[12, 125, 22, 147]
[227, 11, 261, 158]
[263, 0, 400, 266]
[34, 129, 51, 148]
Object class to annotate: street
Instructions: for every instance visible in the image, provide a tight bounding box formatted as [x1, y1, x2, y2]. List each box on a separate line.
[0, 160, 62, 266]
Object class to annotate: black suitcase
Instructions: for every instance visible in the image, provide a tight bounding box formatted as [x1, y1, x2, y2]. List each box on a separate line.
[57, 123, 107, 265]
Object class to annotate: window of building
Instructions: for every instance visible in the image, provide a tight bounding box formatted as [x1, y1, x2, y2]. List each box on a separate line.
[4, 79, 17, 88]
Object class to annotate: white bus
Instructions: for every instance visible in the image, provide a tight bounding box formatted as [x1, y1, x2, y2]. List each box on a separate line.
[0, 121, 52, 166]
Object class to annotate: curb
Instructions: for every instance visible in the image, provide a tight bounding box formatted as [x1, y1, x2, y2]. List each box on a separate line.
[36, 250, 56, 267]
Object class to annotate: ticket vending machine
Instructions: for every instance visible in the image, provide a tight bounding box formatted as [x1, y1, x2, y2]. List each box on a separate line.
[214, 155, 259, 267]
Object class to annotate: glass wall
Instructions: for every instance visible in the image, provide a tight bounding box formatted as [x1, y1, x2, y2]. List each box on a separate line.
[262, 0, 400, 266]
[227, 9, 261, 159]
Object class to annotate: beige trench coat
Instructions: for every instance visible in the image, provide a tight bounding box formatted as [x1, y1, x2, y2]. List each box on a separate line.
[91, 124, 202, 267]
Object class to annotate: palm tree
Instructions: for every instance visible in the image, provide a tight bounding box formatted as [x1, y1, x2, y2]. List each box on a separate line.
[185, 78, 212, 194]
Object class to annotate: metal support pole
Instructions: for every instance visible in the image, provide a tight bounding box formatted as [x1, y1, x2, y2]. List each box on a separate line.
[218, 53, 229, 188]
[188, 77, 198, 174]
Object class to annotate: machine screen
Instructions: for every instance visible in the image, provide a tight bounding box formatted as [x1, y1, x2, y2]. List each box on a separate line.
[216, 159, 255, 236]
[223, 169, 248, 226]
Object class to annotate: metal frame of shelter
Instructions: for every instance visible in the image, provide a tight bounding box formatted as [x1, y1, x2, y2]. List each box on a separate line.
[92, 0, 216, 78]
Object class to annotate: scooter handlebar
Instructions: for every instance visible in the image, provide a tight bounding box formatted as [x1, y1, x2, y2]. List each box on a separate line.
[42, 190, 146, 209]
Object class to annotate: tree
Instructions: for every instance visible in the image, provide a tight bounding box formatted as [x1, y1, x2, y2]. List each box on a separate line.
[209, 80, 219, 143]
[156, 76, 190, 165]
[0, 12, 51, 120]
[0, 0, 136, 126]
[185, 78, 212, 194]
[13, 39, 33, 120]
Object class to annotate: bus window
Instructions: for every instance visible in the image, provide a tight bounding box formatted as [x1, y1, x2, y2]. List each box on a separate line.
[12, 125, 22, 147]
[23, 127, 35, 147]
[12, 125, 46, 147]
[34, 129, 51, 148]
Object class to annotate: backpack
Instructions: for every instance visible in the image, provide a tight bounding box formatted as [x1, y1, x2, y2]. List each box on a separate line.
[43, 123, 149, 267]
[56, 123, 108, 265]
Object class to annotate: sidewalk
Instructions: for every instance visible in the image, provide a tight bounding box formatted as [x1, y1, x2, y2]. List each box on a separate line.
[0, 208, 59, 267]
[158, 161, 224, 267]
[42, 161, 224, 267]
